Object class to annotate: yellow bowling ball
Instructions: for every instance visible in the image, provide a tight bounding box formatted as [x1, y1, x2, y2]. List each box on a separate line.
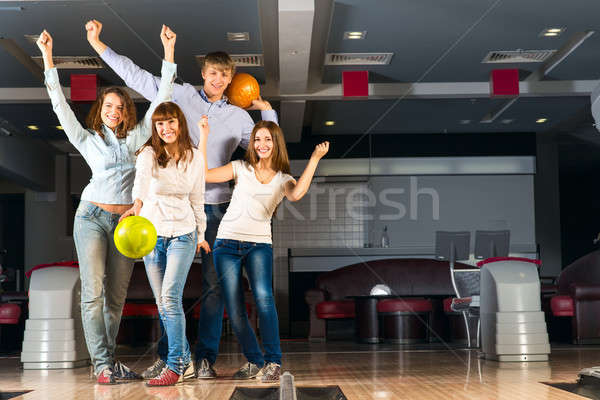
[114, 216, 157, 259]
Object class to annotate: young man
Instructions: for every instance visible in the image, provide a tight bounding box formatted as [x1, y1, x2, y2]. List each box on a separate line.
[85, 19, 277, 380]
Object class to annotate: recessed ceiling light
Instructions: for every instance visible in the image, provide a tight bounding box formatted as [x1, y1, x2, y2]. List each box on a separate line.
[27, 125, 39, 131]
[56, 125, 63, 130]
[540, 27, 565, 37]
[459, 119, 471, 125]
[536, 118, 547, 123]
[227, 32, 249, 41]
[501, 119, 514, 124]
[343, 31, 367, 40]
[324, 121, 335, 126]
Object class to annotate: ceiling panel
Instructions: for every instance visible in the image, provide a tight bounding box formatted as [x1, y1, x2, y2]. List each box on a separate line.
[311, 96, 590, 134]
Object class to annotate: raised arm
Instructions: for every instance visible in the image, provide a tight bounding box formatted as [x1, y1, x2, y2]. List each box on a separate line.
[197, 117, 234, 183]
[285, 142, 329, 202]
[189, 152, 209, 253]
[127, 25, 178, 151]
[37, 30, 89, 150]
[86, 19, 196, 103]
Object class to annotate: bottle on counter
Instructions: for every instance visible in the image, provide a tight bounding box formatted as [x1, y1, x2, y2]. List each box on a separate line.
[380, 226, 390, 248]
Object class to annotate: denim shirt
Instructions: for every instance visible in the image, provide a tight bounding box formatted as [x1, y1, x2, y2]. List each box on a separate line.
[101, 47, 278, 204]
[44, 60, 177, 204]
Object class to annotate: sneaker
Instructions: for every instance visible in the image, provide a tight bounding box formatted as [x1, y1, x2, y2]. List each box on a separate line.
[195, 358, 217, 379]
[146, 368, 180, 387]
[97, 367, 116, 385]
[113, 360, 142, 380]
[178, 362, 195, 383]
[232, 362, 261, 380]
[260, 363, 281, 383]
[142, 359, 166, 380]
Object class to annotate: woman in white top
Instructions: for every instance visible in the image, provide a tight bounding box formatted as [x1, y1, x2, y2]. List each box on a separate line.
[198, 118, 328, 382]
[121, 98, 210, 386]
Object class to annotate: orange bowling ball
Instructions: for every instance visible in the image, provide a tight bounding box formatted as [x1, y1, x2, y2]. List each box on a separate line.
[226, 73, 260, 109]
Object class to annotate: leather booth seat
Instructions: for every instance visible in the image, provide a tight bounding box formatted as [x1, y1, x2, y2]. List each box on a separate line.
[304, 258, 470, 341]
[548, 250, 600, 344]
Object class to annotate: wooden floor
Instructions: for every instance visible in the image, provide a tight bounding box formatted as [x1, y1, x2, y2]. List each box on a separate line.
[0, 341, 596, 399]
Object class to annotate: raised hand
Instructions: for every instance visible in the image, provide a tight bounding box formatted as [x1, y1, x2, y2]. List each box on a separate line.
[85, 19, 102, 43]
[197, 115, 209, 136]
[311, 141, 329, 160]
[36, 30, 52, 56]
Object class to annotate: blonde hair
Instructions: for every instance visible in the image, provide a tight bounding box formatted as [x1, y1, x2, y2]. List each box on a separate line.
[202, 52, 236, 75]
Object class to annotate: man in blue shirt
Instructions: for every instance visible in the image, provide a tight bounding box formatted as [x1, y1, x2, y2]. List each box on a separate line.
[86, 19, 278, 381]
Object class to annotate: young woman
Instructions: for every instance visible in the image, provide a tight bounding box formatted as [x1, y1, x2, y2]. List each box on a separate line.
[121, 101, 210, 386]
[36, 26, 177, 384]
[198, 118, 329, 382]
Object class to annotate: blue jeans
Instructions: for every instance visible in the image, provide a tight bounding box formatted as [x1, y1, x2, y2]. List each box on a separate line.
[194, 203, 229, 364]
[213, 239, 281, 366]
[73, 201, 134, 375]
[144, 231, 197, 374]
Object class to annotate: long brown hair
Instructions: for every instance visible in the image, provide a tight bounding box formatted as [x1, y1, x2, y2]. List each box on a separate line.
[137, 102, 193, 168]
[245, 120, 290, 174]
[86, 87, 137, 139]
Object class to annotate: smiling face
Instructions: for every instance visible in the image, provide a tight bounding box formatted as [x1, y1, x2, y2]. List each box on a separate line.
[253, 128, 274, 160]
[202, 63, 233, 100]
[100, 93, 124, 129]
[155, 117, 180, 145]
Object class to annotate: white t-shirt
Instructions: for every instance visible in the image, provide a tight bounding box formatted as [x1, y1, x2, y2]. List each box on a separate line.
[217, 160, 294, 244]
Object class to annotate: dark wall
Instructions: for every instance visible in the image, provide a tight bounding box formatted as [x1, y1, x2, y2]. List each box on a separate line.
[559, 141, 600, 267]
[0, 194, 25, 291]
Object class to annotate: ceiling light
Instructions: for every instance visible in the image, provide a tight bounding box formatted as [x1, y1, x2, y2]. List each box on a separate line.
[343, 31, 367, 40]
[27, 125, 39, 131]
[536, 118, 547, 123]
[540, 27, 564, 37]
[501, 119, 514, 124]
[227, 32, 249, 41]
[459, 119, 471, 125]
[324, 121, 335, 126]
[56, 126, 63, 130]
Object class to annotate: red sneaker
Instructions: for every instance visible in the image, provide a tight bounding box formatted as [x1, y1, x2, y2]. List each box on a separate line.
[146, 368, 180, 387]
[97, 367, 116, 385]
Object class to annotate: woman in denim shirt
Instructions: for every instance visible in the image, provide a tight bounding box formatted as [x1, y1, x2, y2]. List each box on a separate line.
[36, 26, 176, 384]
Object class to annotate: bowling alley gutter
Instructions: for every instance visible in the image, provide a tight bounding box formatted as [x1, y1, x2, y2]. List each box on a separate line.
[0, 80, 597, 103]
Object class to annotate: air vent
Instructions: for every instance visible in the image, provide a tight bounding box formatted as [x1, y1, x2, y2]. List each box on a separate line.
[195, 54, 263, 68]
[325, 52, 393, 65]
[32, 56, 104, 69]
[482, 50, 556, 64]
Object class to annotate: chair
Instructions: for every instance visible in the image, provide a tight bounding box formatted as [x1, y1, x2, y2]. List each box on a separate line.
[435, 231, 480, 348]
